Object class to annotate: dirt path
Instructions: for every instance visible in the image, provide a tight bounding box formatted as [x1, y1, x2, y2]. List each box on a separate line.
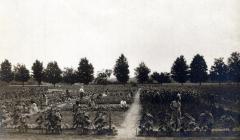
[117, 88, 141, 139]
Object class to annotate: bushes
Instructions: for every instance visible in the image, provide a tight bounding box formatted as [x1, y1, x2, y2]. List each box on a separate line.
[139, 85, 240, 136]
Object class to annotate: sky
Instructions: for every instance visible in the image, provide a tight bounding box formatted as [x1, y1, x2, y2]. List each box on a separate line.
[0, 0, 239, 76]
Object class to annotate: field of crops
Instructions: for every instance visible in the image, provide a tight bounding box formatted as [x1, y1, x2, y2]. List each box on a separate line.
[0, 85, 137, 136]
[0, 84, 240, 139]
[138, 84, 240, 137]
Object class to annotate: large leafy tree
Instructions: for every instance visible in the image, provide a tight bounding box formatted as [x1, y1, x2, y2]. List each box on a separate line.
[210, 58, 228, 84]
[44, 61, 62, 87]
[14, 64, 30, 86]
[151, 72, 161, 83]
[32, 60, 44, 86]
[0, 59, 14, 83]
[77, 58, 94, 85]
[159, 72, 171, 84]
[95, 69, 112, 85]
[151, 72, 171, 85]
[190, 54, 208, 85]
[63, 67, 77, 85]
[171, 55, 189, 85]
[113, 54, 130, 84]
[135, 62, 151, 84]
[228, 52, 240, 83]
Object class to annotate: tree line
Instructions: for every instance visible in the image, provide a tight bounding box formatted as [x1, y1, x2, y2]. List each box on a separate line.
[0, 52, 239, 86]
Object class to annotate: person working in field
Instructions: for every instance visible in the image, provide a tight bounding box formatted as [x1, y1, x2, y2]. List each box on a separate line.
[79, 85, 85, 100]
[40, 93, 48, 109]
[88, 95, 96, 108]
[66, 89, 72, 100]
[170, 93, 182, 131]
[120, 100, 127, 109]
[72, 101, 80, 128]
[29, 100, 39, 115]
[103, 89, 109, 97]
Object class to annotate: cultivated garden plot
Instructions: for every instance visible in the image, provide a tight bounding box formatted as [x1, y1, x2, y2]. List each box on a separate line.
[0, 85, 136, 136]
[138, 85, 240, 137]
[0, 84, 240, 139]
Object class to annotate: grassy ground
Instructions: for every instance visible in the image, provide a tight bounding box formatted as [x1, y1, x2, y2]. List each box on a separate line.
[1, 133, 239, 140]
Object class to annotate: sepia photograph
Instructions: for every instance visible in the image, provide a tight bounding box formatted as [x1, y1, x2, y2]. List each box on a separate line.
[0, 0, 239, 140]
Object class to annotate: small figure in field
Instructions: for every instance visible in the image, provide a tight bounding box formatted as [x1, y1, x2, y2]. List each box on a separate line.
[73, 101, 80, 114]
[66, 89, 72, 100]
[29, 100, 39, 115]
[40, 93, 48, 109]
[88, 96, 96, 108]
[73, 101, 80, 128]
[103, 89, 108, 97]
[170, 93, 182, 131]
[97, 89, 108, 99]
[79, 85, 85, 100]
[120, 100, 127, 109]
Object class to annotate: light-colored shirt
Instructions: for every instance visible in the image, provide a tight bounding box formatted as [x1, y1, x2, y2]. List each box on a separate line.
[29, 103, 39, 114]
[79, 88, 84, 93]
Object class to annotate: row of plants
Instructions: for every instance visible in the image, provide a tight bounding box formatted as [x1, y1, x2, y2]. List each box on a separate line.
[138, 85, 240, 137]
[1, 108, 117, 135]
[0, 85, 136, 135]
[0, 85, 137, 114]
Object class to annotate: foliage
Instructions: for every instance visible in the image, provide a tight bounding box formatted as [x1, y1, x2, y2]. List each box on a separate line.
[32, 60, 44, 85]
[14, 64, 30, 86]
[220, 115, 236, 131]
[77, 58, 94, 85]
[0, 59, 14, 83]
[151, 72, 171, 84]
[74, 109, 91, 134]
[139, 85, 240, 136]
[139, 113, 154, 135]
[95, 69, 112, 85]
[113, 54, 130, 84]
[228, 52, 240, 83]
[171, 55, 189, 84]
[94, 112, 108, 134]
[135, 62, 151, 84]
[209, 58, 228, 83]
[44, 61, 62, 87]
[45, 108, 62, 134]
[190, 54, 208, 84]
[62, 67, 77, 85]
